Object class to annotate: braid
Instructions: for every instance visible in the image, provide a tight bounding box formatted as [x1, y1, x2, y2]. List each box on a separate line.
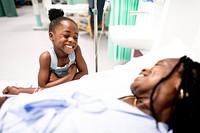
[172, 56, 200, 133]
[150, 55, 200, 132]
[150, 56, 186, 130]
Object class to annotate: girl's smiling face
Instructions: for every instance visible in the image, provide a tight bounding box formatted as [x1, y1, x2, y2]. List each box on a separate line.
[50, 20, 79, 55]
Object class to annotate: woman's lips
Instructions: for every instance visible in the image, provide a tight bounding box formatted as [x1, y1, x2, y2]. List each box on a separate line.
[134, 73, 145, 81]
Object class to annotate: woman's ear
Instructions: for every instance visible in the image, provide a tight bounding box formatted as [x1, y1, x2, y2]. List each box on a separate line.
[49, 32, 54, 41]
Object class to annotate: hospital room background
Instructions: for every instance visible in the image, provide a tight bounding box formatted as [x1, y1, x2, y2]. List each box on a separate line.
[0, 0, 200, 87]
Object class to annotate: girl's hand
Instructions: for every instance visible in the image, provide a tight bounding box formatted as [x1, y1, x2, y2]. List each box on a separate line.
[73, 43, 78, 51]
[2, 86, 20, 95]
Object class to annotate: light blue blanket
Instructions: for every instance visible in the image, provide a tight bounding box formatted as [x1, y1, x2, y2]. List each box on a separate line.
[0, 92, 170, 133]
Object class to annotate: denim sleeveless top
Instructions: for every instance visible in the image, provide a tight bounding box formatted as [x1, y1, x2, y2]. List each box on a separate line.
[48, 47, 76, 78]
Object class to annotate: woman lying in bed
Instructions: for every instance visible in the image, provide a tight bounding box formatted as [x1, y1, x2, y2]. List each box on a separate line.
[0, 55, 199, 133]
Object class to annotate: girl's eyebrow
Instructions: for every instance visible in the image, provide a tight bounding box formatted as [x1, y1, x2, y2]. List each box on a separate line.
[63, 30, 78, 35]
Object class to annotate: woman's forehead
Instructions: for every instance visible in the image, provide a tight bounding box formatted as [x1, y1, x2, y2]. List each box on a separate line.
[157, 58, 179, 67]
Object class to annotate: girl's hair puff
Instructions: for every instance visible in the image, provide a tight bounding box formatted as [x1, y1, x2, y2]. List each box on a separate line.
[48, 8, 77, 32]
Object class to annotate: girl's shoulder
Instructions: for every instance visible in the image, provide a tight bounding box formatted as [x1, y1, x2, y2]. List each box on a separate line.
[39, 51, 51, 60]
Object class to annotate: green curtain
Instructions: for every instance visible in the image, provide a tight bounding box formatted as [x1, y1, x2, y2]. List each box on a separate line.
[107, 0, 139, 61]
[67, 0, 87, 5]
[0, 0, 17, 17]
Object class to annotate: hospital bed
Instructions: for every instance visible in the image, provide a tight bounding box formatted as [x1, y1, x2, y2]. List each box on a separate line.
[0, 38, 199, 132]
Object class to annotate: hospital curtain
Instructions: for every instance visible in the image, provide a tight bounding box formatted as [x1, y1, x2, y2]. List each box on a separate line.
[107, 0, 139, 61]
[67, 0, 87, 5]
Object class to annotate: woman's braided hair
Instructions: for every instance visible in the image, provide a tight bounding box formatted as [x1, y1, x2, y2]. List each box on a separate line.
[48, 8, 77, 32]
[150, 55, 200, 132]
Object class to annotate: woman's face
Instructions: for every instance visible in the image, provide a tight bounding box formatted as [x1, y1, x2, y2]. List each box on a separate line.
[50, 20, 79, 55]
[131, 58, 180, 100]
[130, 58, 182, 120]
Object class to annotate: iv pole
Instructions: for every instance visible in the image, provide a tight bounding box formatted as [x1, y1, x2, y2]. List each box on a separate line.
[93, 0, 98, 72]
[31, 0, 47, 30]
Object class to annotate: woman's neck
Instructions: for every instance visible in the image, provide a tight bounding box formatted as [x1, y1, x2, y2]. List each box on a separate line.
[119, 95, 171, 123]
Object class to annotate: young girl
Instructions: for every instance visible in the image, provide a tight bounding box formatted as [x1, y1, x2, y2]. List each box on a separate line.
[2, 8, 88, 94]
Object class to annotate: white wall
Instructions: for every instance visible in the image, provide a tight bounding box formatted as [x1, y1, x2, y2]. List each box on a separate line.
[158, 0, 200, 59]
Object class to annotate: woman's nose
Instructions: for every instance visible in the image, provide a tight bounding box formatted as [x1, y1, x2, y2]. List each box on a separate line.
[142, 68, 150, 73]
[142, 68, 147, 72]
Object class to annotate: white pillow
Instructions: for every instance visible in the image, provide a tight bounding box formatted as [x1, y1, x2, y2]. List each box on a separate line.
[144, 38, 199, 61]
[126, 38, 199, 69]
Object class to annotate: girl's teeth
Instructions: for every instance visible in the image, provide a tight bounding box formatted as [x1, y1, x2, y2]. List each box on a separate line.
[66, 45, 73, 48]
